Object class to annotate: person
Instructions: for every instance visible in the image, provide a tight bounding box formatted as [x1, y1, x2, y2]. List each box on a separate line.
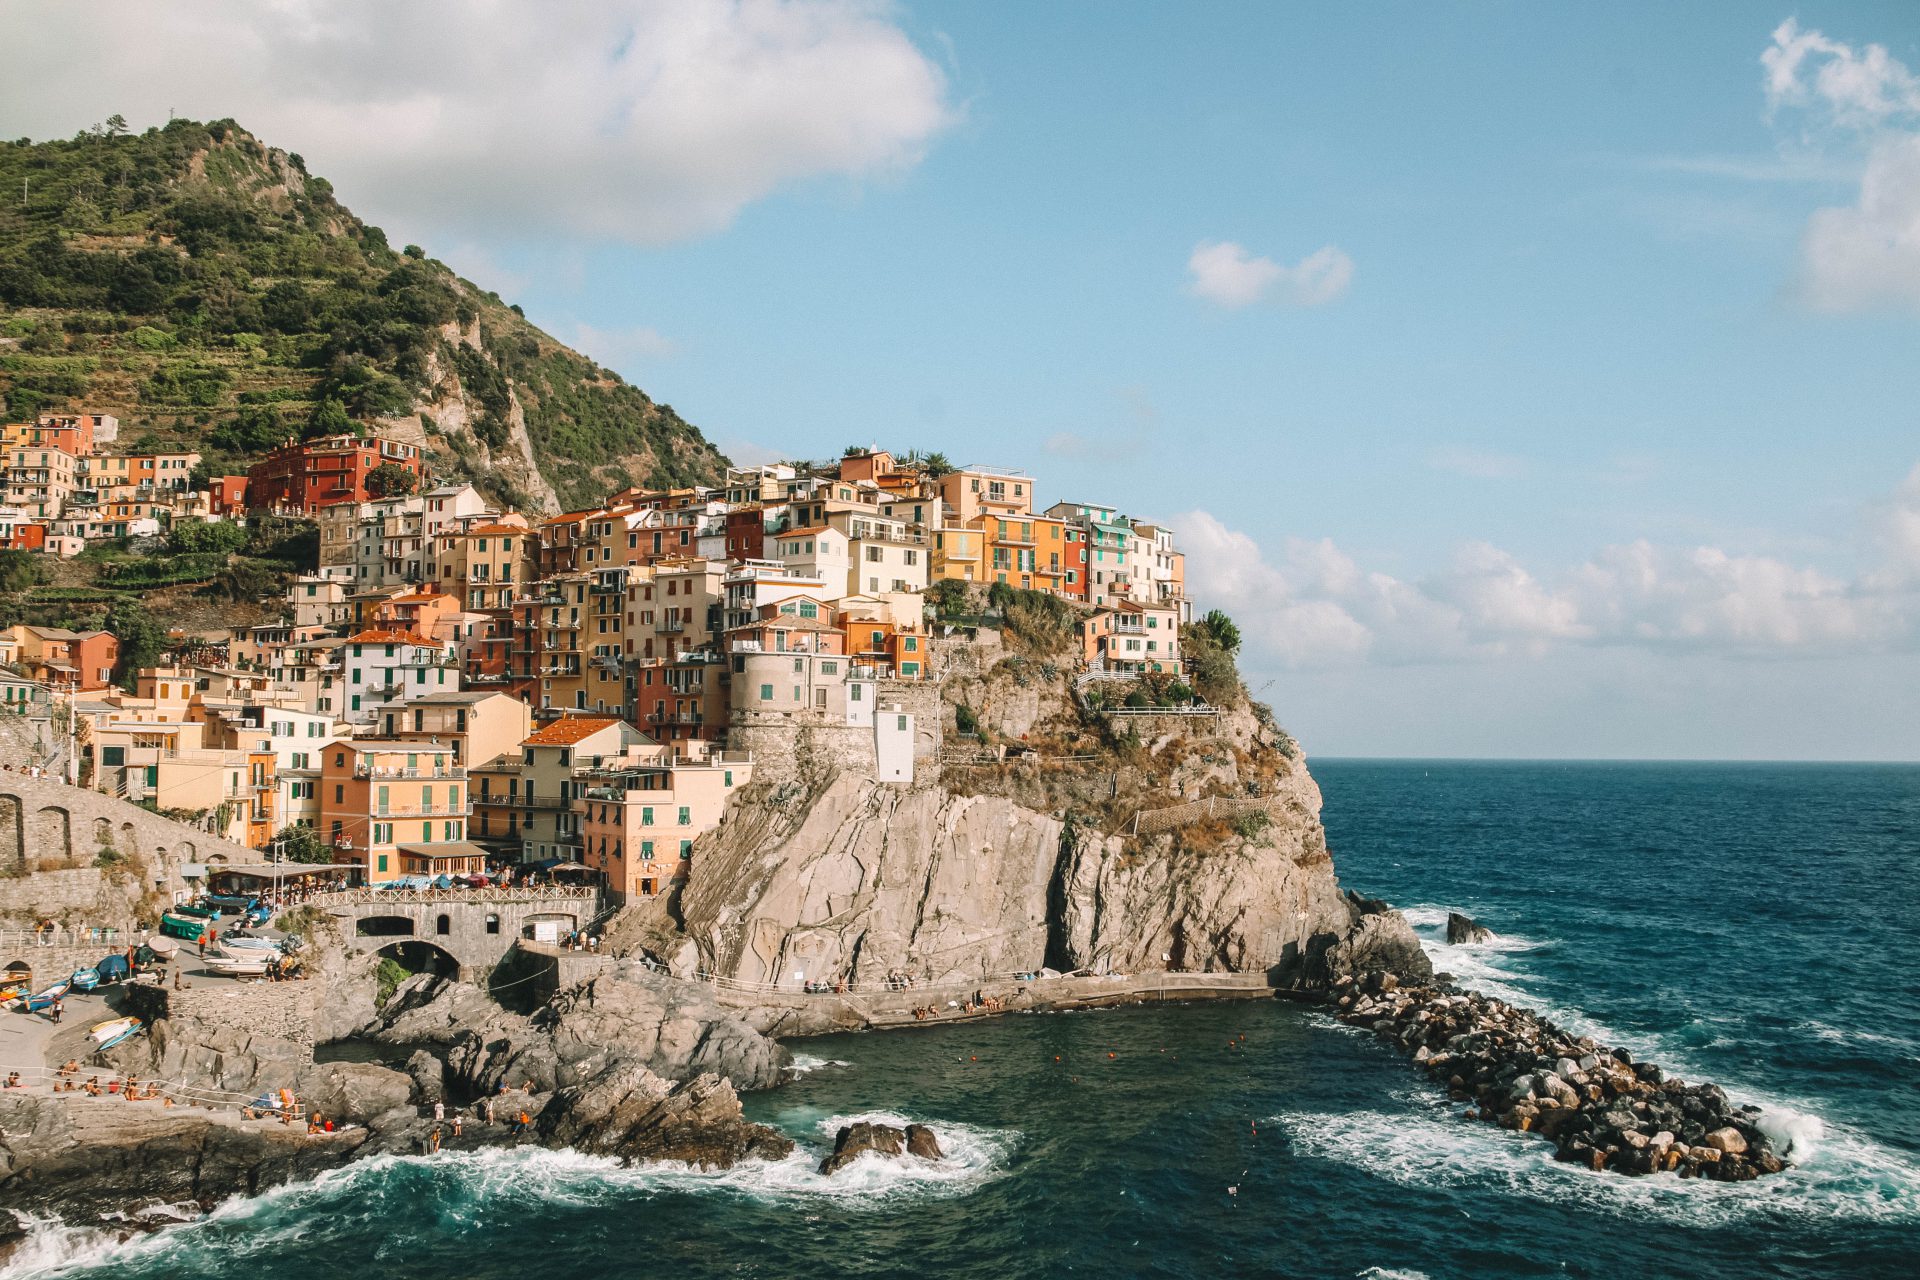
[60, 1059, 78, 1076]
[433, 1099, 445, 1123]
[4, 1071, 20, 1088]
[510, 1109, 530, 1136]
[49, 997, 62, 1024]
[307, 1112, 321, 1134]
[429, 1125, 442, 1153]
[451, 1110, 463, 1138]
[482, 1097, 496, 1125]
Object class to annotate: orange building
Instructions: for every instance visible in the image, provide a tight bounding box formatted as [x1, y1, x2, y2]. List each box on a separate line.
[320, 739, 475, 883]
[842, 618, 929, 680]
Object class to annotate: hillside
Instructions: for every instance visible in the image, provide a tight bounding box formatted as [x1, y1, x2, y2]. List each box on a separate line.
[0, 118, 727, 511]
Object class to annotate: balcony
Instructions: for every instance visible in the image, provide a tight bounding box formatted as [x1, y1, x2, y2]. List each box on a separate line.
[353, 765, 467, 780]
[659, 618, 689, 633]
[372, 803, 474, 819]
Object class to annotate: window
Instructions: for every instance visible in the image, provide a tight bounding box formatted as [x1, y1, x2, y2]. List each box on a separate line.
[377, 854, 388, 873]
[759, 683, 773, 701]
[486, 913, 500, 934]
[641, 840, 654, 861]
[102, 745, 125, 766]
[897, 715, 908, 730]
[822, 661, 837, 675]
[641, 806, 654, 826]
[678, 806, 691, 825]
[850, 684, 863, 702]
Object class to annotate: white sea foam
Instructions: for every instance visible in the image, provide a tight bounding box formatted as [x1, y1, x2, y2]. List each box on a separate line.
[1357, 1269, 1431, 1280]
[787, 1053, 851, 1076]
[0, 1107, 1016, 1278]
[1272, 1094, 1920, 1227]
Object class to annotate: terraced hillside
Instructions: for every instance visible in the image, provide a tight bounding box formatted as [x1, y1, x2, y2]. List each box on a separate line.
[0, 118, 727, 510]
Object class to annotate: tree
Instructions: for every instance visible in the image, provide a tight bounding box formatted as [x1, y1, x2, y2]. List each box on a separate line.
[1202, 609, 1242, 655]
[272, 824, 331, 865]
[920, 452, 954, 478]
[106, 599, 169, 686]
[304, 396, 354, 439]
[105, 114, 128, 137]
[365, 462, 418, 498]
[168, 519, 247, 556]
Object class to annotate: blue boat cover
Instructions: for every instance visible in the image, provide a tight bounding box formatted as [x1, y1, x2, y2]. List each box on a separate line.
[96, 954, 130, 980]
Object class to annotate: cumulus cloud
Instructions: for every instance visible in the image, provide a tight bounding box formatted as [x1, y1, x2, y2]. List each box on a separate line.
[1172, 463, 1920, 669]
[1797, 134, 1920, 311]
[1763, 18, 1920, 127]
[0, 0, 958, 247]
[1759, 20, 1920, 310]
[1186, 241, 1353, 309]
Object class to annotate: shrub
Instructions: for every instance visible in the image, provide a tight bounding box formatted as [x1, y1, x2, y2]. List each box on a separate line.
[1123, 690, 1149, 709]
[1231, 811, 1272, 843]
[374, 956, 409, 1008]
[955, 704, 980, 736]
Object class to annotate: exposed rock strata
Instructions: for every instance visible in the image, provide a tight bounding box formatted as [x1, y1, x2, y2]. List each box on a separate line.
[1334, 974, 1788, 1180]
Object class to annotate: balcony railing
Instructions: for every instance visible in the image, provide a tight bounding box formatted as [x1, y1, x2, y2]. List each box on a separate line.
[372, 803, 474, 819]
[353, 765, 466, 780]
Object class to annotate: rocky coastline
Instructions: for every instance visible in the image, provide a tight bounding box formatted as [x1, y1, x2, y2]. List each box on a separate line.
[1333, 969, 1789, 1180]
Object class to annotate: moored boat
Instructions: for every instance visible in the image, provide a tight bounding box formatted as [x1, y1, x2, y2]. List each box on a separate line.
[24, 978, 71, 1011]
[88, 1015, 142, 1051]
[159, 912, 209, 942]
[69, 967, 101, 992]
[214, 932, 283, 954]
[202, 952, 272, 977]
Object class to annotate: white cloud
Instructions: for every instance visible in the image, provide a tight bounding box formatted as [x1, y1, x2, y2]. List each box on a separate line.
[571, 322, 682, 370]
[1763, 18, 1920, 128]
[1186, 240, 1353, 309]
[1797, 134, 1920, 310]
[1171, 463, 1920, 670]
[1758, 20, 1920, 310]
[0, 0, 958, 247]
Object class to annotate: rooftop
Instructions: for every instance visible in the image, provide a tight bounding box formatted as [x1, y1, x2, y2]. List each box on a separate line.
[523, 716, 626, 746]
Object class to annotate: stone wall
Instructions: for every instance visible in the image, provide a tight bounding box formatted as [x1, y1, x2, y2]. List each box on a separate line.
[729, 680, 944, 791]
[0, 774, 257, 931]
[323, 891, 602, 980]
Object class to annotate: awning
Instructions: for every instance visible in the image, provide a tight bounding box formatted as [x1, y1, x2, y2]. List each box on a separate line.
[395, 842, 493, 861]
[212, 863, 355, 880]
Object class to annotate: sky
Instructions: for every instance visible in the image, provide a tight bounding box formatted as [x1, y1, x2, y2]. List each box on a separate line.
[3, 1, 1918, 759]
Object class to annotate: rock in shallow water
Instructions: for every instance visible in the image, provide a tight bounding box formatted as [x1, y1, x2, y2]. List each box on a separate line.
[819, 1120, 945, 1176]
[1446, 912, 1495, 945]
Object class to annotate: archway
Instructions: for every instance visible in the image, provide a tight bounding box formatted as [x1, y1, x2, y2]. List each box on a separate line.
[356, 915, 416, 938]
[374, 939, 459, 979]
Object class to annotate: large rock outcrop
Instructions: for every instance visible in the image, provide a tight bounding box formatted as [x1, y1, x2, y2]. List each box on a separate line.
[638, 668, 1422, 993]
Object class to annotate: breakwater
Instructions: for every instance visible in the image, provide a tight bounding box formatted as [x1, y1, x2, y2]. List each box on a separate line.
[1334, 971, 1789, 1179]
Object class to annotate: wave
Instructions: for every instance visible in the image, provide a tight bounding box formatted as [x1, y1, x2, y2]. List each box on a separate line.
[787, 1053, 851, 1076]
[0, 1110, 1017, 1279]
[1270, 1095, 1920, 1228]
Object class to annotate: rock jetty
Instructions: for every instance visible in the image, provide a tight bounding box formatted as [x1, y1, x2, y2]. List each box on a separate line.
[1333, 973, 1787, 1180]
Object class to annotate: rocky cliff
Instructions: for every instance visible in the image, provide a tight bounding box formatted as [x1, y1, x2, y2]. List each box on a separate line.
[616, 622, 1426, 994]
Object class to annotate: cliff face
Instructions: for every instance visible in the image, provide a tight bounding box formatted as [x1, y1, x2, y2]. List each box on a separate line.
[625, 627, 1423, 993]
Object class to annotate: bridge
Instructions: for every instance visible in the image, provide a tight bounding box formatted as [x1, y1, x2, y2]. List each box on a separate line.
[311, 886, 605, 980]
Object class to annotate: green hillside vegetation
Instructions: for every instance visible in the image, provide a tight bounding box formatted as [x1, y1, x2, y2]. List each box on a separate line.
[0, 118, 726, 509]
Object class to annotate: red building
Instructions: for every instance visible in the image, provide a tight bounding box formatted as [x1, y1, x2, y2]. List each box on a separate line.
[245, 434, 428, 514]
[724, 506, 766, 561]
[207, 475, 249, 516]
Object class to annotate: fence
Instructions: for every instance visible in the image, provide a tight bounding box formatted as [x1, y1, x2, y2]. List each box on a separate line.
[1129, 794, 1283, 836]
[308, 885, 598, 909]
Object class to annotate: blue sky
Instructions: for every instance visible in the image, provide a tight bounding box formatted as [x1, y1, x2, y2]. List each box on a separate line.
[5, 1, 1918, 758]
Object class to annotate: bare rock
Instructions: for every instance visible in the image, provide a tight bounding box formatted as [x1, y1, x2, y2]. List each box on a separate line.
[1703, 1126, 1749, 1156]
[1446, 912, 1494, 945]
[905, 1123, 943, 1160]
[820, 1120, 909, 1176]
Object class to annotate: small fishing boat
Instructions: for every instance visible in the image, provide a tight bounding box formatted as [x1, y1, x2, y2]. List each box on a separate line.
[24, 978, 71, 1012]
[142, 934, 180, 960]
[159, 912, 210, 942]
[88, 1016, 143, 1051]
[202, 952, 272, 978]
[214, 932, 283, 954]
[68, 967, 101, 992]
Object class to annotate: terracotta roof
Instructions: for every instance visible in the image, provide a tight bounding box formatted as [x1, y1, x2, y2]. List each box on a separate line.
[523, 716, 625, 746]
[466, 523, 524, 536]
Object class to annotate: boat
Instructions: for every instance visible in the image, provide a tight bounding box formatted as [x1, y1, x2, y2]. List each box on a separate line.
[142, 934, 180, 960]
[69, 967, 101, 992]
[202, 952, 272, 977]
[88, 1016, 143, 1051]
[24, 978, 71, 1011]
[159, 912, 210, 942]
[214, 932, 283, 954]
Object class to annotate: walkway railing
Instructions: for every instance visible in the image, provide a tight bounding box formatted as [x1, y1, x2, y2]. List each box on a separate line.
[310, 885, 600, 909]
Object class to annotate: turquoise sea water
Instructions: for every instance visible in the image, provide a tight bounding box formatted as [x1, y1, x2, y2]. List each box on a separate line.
[7, 761, 1917, 1279]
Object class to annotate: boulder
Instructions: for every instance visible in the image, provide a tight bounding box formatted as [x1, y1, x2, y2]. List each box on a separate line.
[905, 1124, 943, 1161]
[404, 1050, 446, 1105]
[1446, 913, 1494, 945]
[820, 1121, 909, 1175]
[293, 1061, 414, 1125]
[1703, 1127, 1748, 1156]
[539, 1061, 794, 1169]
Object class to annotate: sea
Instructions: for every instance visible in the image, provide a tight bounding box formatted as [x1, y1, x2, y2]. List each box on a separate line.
[6, 760, 1917, 1279]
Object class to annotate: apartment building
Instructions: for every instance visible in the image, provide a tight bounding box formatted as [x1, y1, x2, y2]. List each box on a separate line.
[319, 739, 472, 883]
[577, 742, 751, 901]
